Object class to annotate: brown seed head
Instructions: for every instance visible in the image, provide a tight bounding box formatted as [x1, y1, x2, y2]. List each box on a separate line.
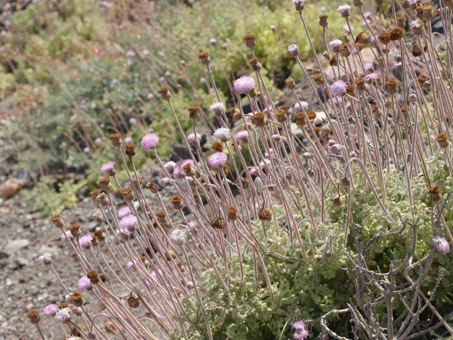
[109, 133, 122, 147]
[275, 109, 288, 123]
[212, 142, 224, 153]
[249, 57, 262, 71]
[346, 84, 355, 96]
[319, 14, 328, 27]
[188, 106, 201, 121]
[211, 216, 226, 229]
[228, 206, 238, 221]
[285, 78, 296, 90]
[436, 134, 449, 148]
[68, 223, 81, 237]
[51, 214, 64, 228]
[105, 321, 117, 334]
[333, 197, 342, 207]
[313, 74, 324, 85]
[294, 112, 307, 128]
[355, 78, 366, 91]
[258, 207, 272, 221]
[128, 295, 140, 308]
[396, 16, 407, 27]
[120, 187, 134, 201]
[252, 112, 267, 128]
[355, 32, 370, 44]
[390, 27, 405, 40]
[59, 303, 69, 309]
[171, 195, 183, 210]
[99, 177, 111, 190]
[89, 189, 100, 201]
[385, 79, 399, 95]
[158, 86, 171, 100]
[69, 291, 85, 307]
[94, 229, 107, 241]
[329, 55, 338, 66]
[306, 111, 316, 120]
[198, 51, 211, 65]
[145, 180, 159, 194]
[378, 32, 391, 45]
[87, 270, 101, 285]
[28, 310, 40, 324]
[244, 34, 256, 48]
[339, 43, 350, 57]
[125, 143, 136, 157]
[429, 186, 442, 204]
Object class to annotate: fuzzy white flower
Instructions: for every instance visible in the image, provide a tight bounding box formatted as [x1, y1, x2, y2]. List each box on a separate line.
[209, 102, 225, 117]
[169, 229, 188, 246]
[38, 253, 52, 265]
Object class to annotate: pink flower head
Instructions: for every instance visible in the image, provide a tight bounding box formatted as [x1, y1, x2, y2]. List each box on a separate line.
[234, 76, 255, 94]
[236, 130, 249, 143]
[330, 96, 343, 106]
[127, 261, 138, 270]
[330, 80, 347, 97]
[120, 214, 138, 232]
[365, 73, 379, 83]
[329, 39, 343, 53]
[208, 152, 227, 169]
[209, 38, 217, 45]
[118, 206, 132, 218]
[363, 11, 373, 20]
[150, 269, 163, 283]
[294, 101, 309, 111]
[126, 50, 136, 57]
[38, 253, 52, 265]
[186, 221, 198, 233]
[83, 147, 90, 154]
[43, 304, 58, 317]
[209, 102, 225, 116]
[78, 275, 93, 292]
[124, 137, 132, 144]
[287, 44, 299, 57]
[79, 235, 93, 249]
[141, 133, 159, 151]
[214, 127, 230, 142]
[364, 61, 375, 73]
[100, 161, 116, 176]
[188, 133, 201, 146]
[292, 321, 309, 339]
[164, 161, 176, 174]
[337, 4, 351, 17]
[95, 137, 102, 145]
[55, 308, 71, 324]
[174, 160, 194, 180]
[250, 167, 259, 176]
[129, 118, 137, 125]
[433, 236, 450, 254]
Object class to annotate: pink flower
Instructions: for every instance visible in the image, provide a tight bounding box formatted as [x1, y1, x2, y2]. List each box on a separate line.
[187, 133, 201, 146]
[209, 38, 217, 45]
[79, 235, 93, 249]
[55, 308, 71, 324]
[209, 102, 225, 116]
[236, 130, 249, 143]
[287, 44, 299, 57]
[213, 127, 230, 142]
[83, 147, 90, 154]
[118, 206, 132, 218]
[208, 152, 227, 169]
[127, 261, 138, 270]
[292, 321, 309, 339]
[164, 161, 176, 174]
[120, 215, 138, 232]
[329, 39, 343, 53]
[233, 76, 255, 94]
[150, 269, 163, 283]
[95, 137, 102, 145]
[330, 96, 343, 106]
[294, 101, 309, 111]
[337, 4, 351, 17]
[124, 137, 132, 144]
[43, 304, 58, 317]
[186, 221, 198, 233]
[330, 80, 347, 97]
[100, 161, 116, 176]
[434, 236, 450, 254]
[126, 50, 136, 57]
[169, 229, 188, 245]
[78, 275, 93, 292]
[129, 118, 137, 125]
[173, 160, 194, 180]
[141, 133, 159, 150]
[38, 253, 52, 265]
[364, 61, 375, 73]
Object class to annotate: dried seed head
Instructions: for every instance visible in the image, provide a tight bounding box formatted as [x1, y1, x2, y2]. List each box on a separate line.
[198, 51, 211, 65]
[421, 5, 433, 19]
[417, 75, 428, 86]
[94, 229, 107, 241]
[355, 32, 369, 44]
[211, 216, 226, 229]
[125, 143, 136, 157]
[145, 180, 160, 194]
[436, 134, 449, 148]
[244, 34, 256, 48]
[188, 106, 201, 121]
[193, 193, 202, 205]
[252, 112, 267, 128]
[89, 189, 100, 202]
[120, 187, 134, 201]
[429, 186, 442, 204]
[396, 16, 407, 28]
[258, 207, 272, 221]
[212, 142, 224, 153]
[306, 111, 316, 120]
[355, 78, 366, 92]
[128, 295, 140, 308]
[285, 78, 296, 90]
[28, 310, 40, 324]
[171, 195, 183, 210]
[249, 57, 262, 71]
[385, 79, 399, 95]
[68, 223, 81, 238]
[87, 270, 101, 285]
[390, 27, 405, 40]
[339, 43, 350, 57]
[276, 109, 288, 123]
[333, 197, 342, 207]
[319, 14, 328, 27]
[329, 55, 338, 66]
[96, 193, 109, 206]
[69, 292, 85, 307]
[51, 214, 65, 228]
[341, 177, 351, 188]
[105, 321, 117, 334]
[294, 112, 307, 128]
[109, 133, 122, 147]
[410, 18, 425, 35]
[346, 84, 355, 96]
[411, 43, 423, 57]
[158, 86, 172, 101]
[280, 105, 291, 112]
[353, 0, 364, 7]
[99, 177, 111, 191]
[313, 74, 324, 85]
[293, 0, 305, 11]
[228, 206, 238, 221]
[378, 32, 391, 45]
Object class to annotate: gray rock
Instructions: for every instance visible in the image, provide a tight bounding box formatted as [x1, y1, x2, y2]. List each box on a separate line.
[5, 239, 30, 254]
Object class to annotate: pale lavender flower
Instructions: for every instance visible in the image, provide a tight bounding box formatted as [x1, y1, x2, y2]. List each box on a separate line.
[158, 51, 165, 57]
[186, 221, 198, 233]
[78, 275, 93, 292]
[100, 161, 116, 176]
[364, 61, 375, 73]
[329, 39, 343, 52]
[209, 102, 225, 116]
[292, 321, 309, 339]
[141, 133, 159, 150]
[294, 101, 309, 111]
[83, 147, 90, 154]
[169, 229, 188, 245]
[95, 137, 102, 145]
[79, 235, 93, 249]
[287, 44, 299, 57]
[208, 152, 227, 169]
[118, 206, 132, 218]
[120, 215, 138, 231]
[330, 80, 347, 97]
[142, 49, 149, 56]
[209, 38, 217, 45]
[236, 130, 249, 143]
[234, 76, 255, 94]
[80, 99, 86, 105]
[111, 79, 119, 86]
[433, 236, 450, 254]
[55, 308, 71, 324]
[124, 137, 133, 144]
[174, 160, 194, 180]
[200, 77, 207, 84]
[126, 50, 136, 57]
[38, 253, 52, 265]
[337, 4, 351, 17]
[214, 127, 230, 142]
[149, 269, 163, 283]
[147, 93, 154, 100]
[164, 161, 177, 174]
[43, 304, 58, 317]
[187, 133, 201, 146]
[270, 25, 276, 32]
[129, 118, 137, 125]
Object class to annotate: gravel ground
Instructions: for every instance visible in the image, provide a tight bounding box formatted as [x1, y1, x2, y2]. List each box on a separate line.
[0, 165, 181, 339]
